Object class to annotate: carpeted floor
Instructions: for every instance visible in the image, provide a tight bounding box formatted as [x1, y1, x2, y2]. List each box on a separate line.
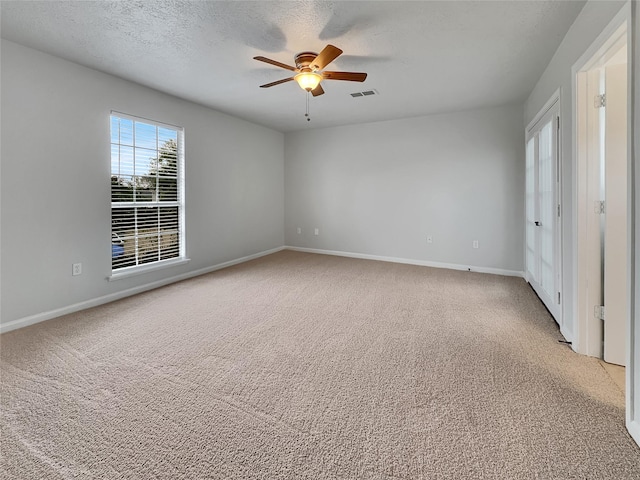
[1, 250, 639, 479]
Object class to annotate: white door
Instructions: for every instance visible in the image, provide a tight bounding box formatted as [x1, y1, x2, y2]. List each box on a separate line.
[525, 137, 538, 284]
[603, 62, 628, 366]
[525, 102, 561, 321]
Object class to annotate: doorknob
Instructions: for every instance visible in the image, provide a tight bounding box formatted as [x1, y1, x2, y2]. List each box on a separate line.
[535, 221, 541, 226]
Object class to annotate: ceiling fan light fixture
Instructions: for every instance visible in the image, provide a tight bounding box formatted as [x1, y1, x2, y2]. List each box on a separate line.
[294, 72, 322, 92]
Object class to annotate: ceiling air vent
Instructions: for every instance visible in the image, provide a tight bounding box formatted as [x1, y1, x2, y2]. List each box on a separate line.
[350, 89, 379, 98]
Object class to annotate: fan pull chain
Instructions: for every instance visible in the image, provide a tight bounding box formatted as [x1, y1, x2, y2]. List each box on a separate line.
[305, 91, 311, 122]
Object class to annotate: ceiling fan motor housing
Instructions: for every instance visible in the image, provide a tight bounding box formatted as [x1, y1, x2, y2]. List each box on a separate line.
[295, 52, 318, 71]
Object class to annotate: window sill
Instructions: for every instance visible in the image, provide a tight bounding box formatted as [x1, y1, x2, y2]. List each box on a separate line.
[108, 257, 191, 282]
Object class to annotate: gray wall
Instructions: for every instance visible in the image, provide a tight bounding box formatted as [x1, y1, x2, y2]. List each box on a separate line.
[0, 40, 285, 327]
[524, 0, 626, 341]
[285, 104, 525, 273]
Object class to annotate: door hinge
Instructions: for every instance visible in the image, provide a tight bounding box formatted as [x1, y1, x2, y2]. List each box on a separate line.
[557, 204, 561, 217]
[594, 94, 606, 108]
[594, 305, 605, 321]
[557, 292, 561, 304]
[594, 200, 605, 214]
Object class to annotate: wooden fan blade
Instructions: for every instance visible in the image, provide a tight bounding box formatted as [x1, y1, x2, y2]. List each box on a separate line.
[322, 71, 367, 82]
[253, 56, 297, 72]
[311, 84, 325, 97]
[259, 77, 295, 88]
[310, 44, 343, 71]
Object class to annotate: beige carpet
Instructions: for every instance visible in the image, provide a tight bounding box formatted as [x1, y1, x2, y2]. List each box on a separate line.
[1, 250, 639, 479]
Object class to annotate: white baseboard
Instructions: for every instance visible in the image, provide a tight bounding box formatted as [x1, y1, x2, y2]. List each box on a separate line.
[0, 246, 285, 334]
[285, 246, 524, 278]
[628, 419, 640, 448]
[1, 245, 524, 334]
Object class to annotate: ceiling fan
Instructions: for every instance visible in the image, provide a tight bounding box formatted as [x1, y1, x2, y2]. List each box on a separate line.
[253, 44, 367, 97]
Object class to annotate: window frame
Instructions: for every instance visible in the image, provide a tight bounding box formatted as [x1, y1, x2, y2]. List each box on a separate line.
[108, 111, 187, 281]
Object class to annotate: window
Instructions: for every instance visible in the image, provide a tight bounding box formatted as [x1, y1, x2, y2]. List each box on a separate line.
[110, 112, 184, 273]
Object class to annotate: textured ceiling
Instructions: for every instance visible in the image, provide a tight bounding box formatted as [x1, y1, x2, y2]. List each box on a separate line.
[1, 0, 586, 132]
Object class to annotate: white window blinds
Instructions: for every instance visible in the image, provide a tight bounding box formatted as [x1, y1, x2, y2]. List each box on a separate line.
[110, 113, 184, 271]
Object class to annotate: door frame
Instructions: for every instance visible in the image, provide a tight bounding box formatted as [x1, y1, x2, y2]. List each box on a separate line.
[571, 0, 638, 445]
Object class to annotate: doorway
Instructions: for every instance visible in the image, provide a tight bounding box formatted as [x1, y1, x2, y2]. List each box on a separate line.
[572, 1, 638, 446]
[574, 25, 628, 364]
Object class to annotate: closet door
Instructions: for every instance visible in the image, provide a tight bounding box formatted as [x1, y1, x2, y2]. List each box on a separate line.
[525, 138, 538, 284]
[526, 103, 561, 322]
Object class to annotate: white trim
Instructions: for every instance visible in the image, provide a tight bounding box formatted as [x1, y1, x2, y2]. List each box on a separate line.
[285, 246, 524, 278]
[0, 246, 285, 334]
[628, 0, 638, 448]
[526, 88, 560, 134]
[111, 201, 180, 209]
[110, 110, 183, 131]
[108, 257, 191, 281]
[571, 2, 631, 358]
[628, 419, 640, 447]
[1, 245, 525, 334]
[574, 14, 629, 77]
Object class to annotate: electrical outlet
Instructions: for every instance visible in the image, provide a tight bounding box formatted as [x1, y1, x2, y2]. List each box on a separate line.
[426, 236, 433, 244]
[314, 228, 319, 236]
[72, 263, 82, 276]
[297, 227, 302, 234]
[473, 240, 479, 249]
